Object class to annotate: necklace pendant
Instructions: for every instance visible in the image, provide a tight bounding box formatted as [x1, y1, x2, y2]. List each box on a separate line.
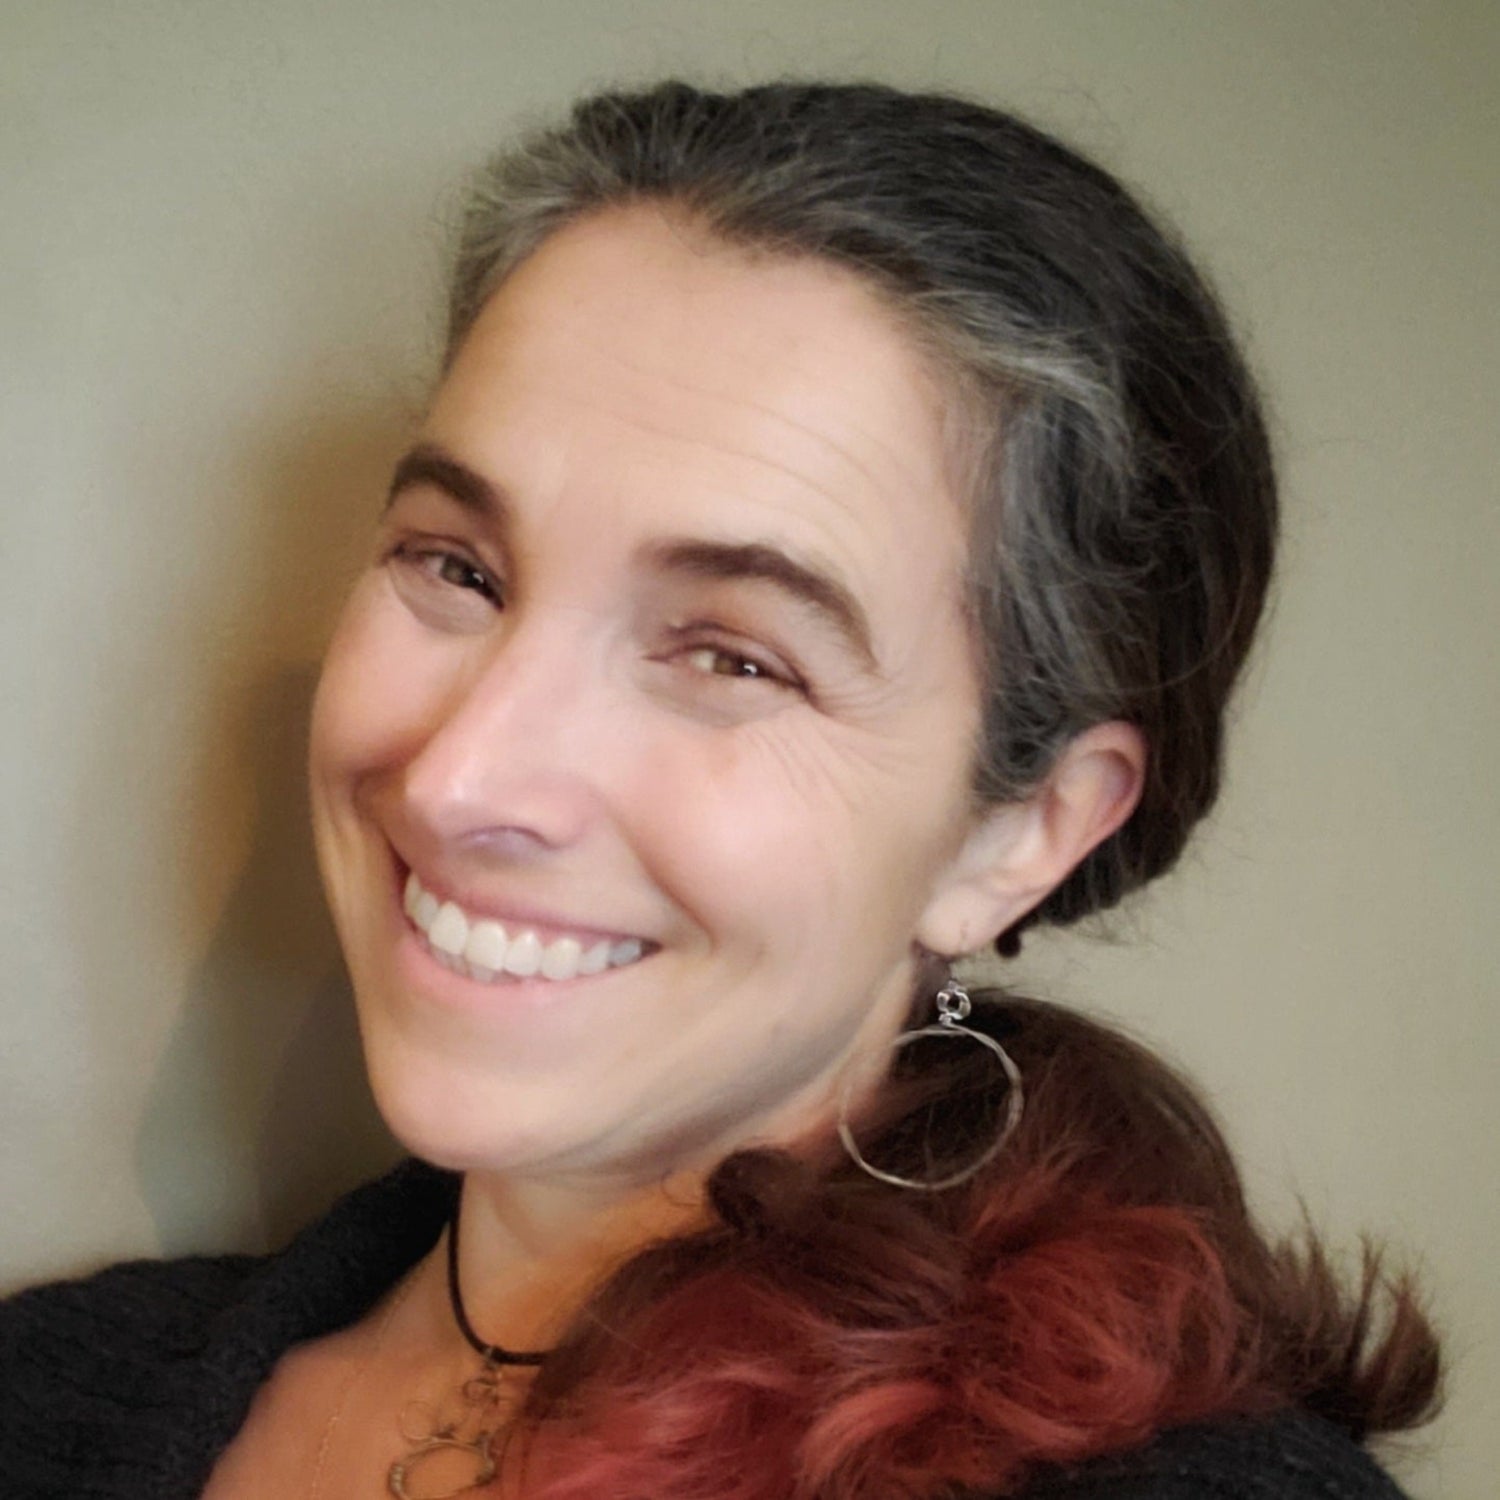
[388, 1433, 498, 1500]
[390, 1353, 521, 1499]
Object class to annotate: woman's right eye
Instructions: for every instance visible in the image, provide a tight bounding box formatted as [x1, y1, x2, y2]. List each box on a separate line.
[387, 541, 504, 620]
[415, 548, 498, 599]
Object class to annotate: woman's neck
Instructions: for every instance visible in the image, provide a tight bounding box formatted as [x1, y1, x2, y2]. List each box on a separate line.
[442, 1167, 711, 1354]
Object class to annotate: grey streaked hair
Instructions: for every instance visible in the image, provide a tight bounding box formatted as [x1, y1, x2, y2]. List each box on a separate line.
[442, 81, 1277, 948]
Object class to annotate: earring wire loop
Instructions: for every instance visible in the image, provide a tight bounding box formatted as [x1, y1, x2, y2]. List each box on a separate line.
[837, 976, 1023, 1192]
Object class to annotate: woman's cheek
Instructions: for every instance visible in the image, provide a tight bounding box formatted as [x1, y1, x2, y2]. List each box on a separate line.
[638, 717, 885, 924]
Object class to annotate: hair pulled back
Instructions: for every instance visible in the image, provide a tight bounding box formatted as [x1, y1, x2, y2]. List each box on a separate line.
[436, 83, 1437, 1499]
[446, 80, 1278, 944]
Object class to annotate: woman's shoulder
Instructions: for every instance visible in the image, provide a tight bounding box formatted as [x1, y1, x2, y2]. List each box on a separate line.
[1011, 1409, 1414, 1499]
[0, 1249, 269, 1499]
[1, 1247, 264, 1370]
[0, 1159, 452, 1498]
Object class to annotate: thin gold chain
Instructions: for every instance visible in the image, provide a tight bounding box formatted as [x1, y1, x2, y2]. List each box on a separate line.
[306, 1268, 421, 1500]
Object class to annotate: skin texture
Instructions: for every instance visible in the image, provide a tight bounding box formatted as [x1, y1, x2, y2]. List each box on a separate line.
[307, 205, 1143, 1343]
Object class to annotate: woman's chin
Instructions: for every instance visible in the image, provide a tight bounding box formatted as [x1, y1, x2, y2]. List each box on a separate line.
[368, 1075, 552, 1177]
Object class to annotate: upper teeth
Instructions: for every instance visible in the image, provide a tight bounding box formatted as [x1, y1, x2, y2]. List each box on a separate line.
[403, 872, 645, 983]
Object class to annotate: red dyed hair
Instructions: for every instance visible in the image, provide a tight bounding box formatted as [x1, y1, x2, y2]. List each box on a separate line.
[495, 997, 1438, 1499]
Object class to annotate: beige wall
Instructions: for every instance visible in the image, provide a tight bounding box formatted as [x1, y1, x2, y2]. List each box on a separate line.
[2, 3, 1494, 1494]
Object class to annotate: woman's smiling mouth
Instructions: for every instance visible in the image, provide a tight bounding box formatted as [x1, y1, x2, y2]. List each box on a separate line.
[403, 871, 650, 983]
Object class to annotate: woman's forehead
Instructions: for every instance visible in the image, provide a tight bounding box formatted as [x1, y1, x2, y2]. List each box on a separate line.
[426, 207, 973, 619]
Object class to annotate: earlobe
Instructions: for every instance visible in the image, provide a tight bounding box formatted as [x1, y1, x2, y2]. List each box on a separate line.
[916, 721, 1146, 956]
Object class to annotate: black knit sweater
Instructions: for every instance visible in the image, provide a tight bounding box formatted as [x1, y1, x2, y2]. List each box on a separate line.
[0, 1161, 1413, 1499]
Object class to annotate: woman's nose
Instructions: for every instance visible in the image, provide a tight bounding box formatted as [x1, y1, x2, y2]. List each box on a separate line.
[399, 618, 608, 855]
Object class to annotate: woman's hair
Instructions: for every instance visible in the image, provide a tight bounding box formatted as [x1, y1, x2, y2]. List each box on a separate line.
[445, 80, 1278, 947]
[435, 82, 1439, 1497]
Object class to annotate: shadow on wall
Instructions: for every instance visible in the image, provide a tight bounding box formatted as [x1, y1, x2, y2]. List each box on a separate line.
[117, 396, 416, 1259]
[134, 665, 398, 1257]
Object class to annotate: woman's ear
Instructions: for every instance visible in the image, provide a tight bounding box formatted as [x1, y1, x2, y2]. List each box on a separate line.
[916, 721, 1146, 955]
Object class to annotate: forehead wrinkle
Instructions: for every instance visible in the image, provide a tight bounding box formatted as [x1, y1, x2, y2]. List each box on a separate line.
[546, 364, 951, 554]
[504, 285, 946, 521]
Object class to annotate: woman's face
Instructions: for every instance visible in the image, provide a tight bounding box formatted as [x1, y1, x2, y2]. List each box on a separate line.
[310, 207, 991, 1190]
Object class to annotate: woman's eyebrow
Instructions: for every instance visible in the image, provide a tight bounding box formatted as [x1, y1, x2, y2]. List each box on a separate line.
[645, 538, 876, 668]
[385, 442, 509, 523]
[385, 447, 876, 665]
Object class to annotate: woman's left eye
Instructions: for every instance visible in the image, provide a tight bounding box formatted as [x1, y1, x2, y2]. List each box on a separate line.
[678, 642, 802, 693]
[684, 645, 768, 679]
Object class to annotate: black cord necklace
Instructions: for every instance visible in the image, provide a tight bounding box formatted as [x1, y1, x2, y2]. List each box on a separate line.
[446, 1186, 550, 1366]
[387, 1187, 549, 1499]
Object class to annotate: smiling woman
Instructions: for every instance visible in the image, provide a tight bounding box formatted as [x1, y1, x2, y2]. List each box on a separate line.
[311, 209, 1005, 1188]
[2, 81, 1439, 1500]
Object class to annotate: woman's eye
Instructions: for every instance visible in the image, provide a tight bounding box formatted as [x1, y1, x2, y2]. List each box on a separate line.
[392, 543, 501, 605]
[679, 642, 802, 693]
[429, 552, 494, 596]
[684, 645, 764, 679]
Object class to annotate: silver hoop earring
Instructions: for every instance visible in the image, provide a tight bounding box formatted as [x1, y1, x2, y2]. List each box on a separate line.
[837, 976, 1024, 1192]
